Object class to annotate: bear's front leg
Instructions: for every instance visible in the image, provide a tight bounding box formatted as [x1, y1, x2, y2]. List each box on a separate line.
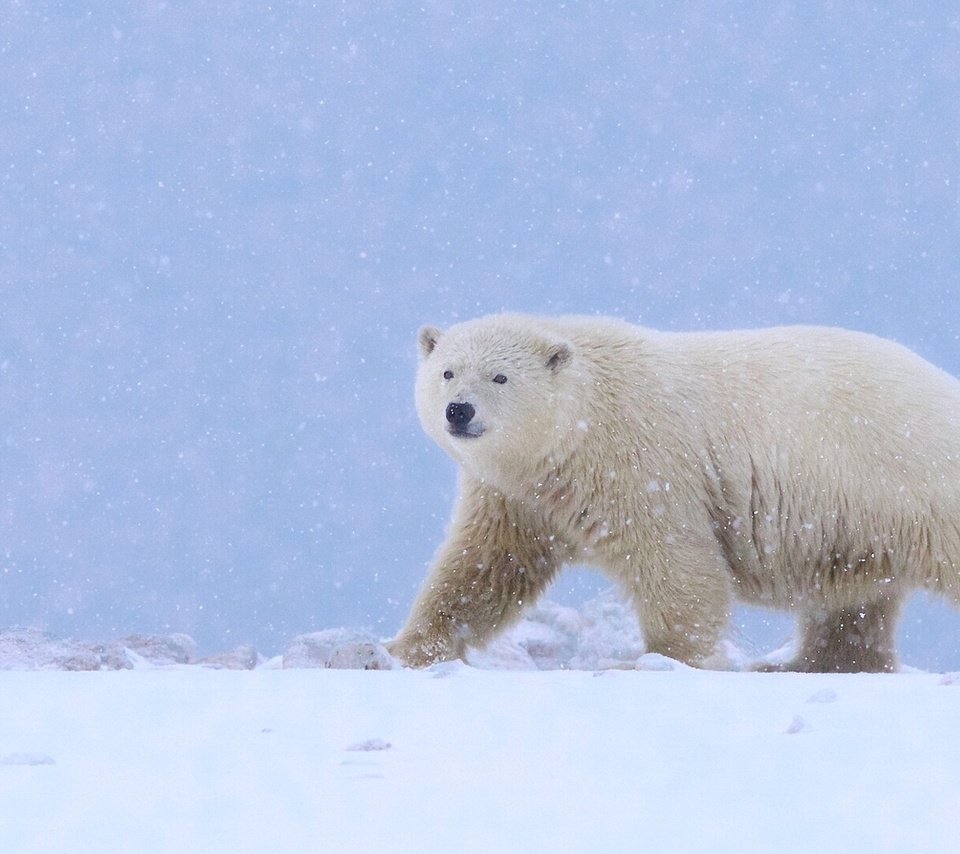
[389, 482, 564, 667]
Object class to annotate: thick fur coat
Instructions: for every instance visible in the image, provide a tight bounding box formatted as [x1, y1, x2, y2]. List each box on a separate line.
[389, 314, 960, 671]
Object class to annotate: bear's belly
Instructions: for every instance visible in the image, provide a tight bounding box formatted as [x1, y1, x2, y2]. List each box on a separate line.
[715, 511, 907, 609]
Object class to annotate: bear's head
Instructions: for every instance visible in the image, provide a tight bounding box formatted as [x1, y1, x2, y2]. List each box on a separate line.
[415, 316, 578, 481]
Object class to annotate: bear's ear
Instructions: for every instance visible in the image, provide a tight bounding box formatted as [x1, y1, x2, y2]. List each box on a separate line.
[418, 325, 443, 358]
[545, 341, 573, 372]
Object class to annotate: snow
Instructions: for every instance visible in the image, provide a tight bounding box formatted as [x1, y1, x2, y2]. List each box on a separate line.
[1, 594, 958, 853]
[1, 666, 957, 853]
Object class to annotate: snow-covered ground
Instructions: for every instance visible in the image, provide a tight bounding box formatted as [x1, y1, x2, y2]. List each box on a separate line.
[2, 595, 958, 853]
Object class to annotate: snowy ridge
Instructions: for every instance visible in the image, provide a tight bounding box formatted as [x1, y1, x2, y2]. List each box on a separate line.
[0, 588, 933, 674]
[0, 589, 741, 672]
[0, 627, 253, 671]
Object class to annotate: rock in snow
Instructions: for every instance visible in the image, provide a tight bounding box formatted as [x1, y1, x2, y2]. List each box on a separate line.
[0, 629, 107, 671]
[0, 628, 246, 671]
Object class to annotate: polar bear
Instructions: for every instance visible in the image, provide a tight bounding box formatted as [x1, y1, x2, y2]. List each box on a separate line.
[389, 314, 960, 672]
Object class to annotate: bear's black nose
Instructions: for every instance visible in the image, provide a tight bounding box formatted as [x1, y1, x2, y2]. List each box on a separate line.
[445, 402, 476, 427]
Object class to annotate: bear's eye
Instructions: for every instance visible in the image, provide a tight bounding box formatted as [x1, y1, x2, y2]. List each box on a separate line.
[443, 370, 454, 380]
[492, 374, 508, 385]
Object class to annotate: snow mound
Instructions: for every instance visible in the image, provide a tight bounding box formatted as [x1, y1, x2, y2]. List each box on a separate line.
[346, 738, 392, 752]
[0, 752, 56, 766]
[282, 628, 395, 669]
[469, 588, 646, 670]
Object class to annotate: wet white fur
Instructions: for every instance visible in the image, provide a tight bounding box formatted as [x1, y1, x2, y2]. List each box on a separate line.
[391, 314, 960, 671]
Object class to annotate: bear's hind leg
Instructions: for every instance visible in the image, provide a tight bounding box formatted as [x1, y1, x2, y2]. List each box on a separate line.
[776, 595, 903, 673]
